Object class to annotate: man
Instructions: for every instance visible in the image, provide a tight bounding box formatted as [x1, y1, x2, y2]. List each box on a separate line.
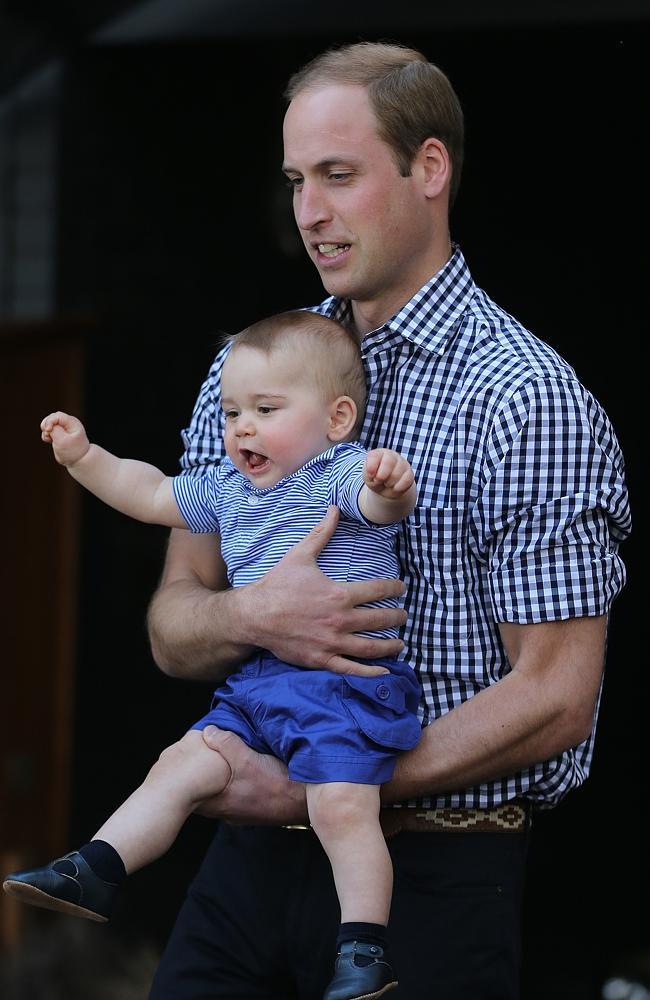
[147, 43, 630, 999]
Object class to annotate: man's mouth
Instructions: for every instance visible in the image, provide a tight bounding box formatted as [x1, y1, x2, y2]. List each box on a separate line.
[240, 449, 270, 473]
[316, 242, 351, 259]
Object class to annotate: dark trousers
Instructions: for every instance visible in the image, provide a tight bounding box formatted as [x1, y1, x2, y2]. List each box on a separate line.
[149, 821, 529, 999]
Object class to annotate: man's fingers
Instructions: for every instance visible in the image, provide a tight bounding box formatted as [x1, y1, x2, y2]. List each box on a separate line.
[344, 606, 407, 635]
[200, 726, 252, 794]
[324, 655, 391, 677]
[342, 576, 406, 605]
[201, 725, 241, 756]
[289, 505, 340, 558]
[335, 632, 405, 659]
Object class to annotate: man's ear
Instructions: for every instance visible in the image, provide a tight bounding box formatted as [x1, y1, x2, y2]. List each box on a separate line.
[416, 137, 451, 200]
[327, 395, 358, 442]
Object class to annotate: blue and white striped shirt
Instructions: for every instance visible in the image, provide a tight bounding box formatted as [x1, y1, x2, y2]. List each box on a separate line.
[173, 443, 402, 639]
[179, 246, 631, 809]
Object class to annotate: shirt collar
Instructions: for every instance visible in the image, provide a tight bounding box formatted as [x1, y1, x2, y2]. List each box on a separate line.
[316, 244, 476, 357]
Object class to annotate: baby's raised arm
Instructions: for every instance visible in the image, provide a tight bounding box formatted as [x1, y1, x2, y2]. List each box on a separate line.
[41, 411, 188, 529]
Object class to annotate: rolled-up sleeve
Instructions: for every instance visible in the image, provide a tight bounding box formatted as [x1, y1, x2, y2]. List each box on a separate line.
[178, 345, 230, 475]
[471, 376, 631, 623]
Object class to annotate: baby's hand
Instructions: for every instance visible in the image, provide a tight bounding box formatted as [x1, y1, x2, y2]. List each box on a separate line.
[363, 448, 415, 499]
[41, 411, 90, 466]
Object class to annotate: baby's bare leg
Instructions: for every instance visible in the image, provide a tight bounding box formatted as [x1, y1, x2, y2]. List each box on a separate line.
[306, 781, 391, 925]
[93, 730, 231, 873]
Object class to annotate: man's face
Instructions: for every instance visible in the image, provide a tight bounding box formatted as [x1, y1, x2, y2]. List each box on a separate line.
[283, 83, 437, 330]
[221, 344, 336, 489]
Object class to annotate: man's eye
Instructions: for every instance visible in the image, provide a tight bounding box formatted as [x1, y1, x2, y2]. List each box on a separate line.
[329, 172, 351, 183]
[284, 176, 303, 191]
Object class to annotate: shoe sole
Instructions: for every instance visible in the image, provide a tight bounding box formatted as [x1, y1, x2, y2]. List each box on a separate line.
[2, 879, 108, 922]
[352, 982, 398, 999]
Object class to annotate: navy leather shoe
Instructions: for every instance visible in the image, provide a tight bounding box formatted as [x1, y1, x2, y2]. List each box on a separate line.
[2, 851, 118, 922]
[323, 940, 398, 1000]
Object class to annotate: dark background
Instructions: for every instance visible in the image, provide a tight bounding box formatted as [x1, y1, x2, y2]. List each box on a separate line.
[1, 3, 646, 997]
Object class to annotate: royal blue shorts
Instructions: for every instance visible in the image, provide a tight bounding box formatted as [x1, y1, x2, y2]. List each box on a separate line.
[191, 653, 421, 784]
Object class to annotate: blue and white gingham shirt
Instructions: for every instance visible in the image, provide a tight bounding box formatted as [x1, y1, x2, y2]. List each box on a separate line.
[179, 246, 630, 809]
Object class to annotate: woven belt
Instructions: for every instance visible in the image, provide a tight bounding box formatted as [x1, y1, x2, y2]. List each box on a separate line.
[283, 801, 529, 837]
[379, 801, 529, 837]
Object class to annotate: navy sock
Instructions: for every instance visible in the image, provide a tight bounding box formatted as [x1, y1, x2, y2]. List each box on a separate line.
[336, 922, 388, 966]
[76, 841, 127, 883]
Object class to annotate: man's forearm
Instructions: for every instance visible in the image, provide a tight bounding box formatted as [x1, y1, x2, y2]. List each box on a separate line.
[382, 676, 567, 804]
[381, 683, 543, 804]
[147, 576, 256, 681]
[382, 616, 606, 805]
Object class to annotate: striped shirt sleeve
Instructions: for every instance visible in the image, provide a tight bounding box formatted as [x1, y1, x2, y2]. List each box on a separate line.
[471, 375, 629, 623]
[172, 467, 222, 533]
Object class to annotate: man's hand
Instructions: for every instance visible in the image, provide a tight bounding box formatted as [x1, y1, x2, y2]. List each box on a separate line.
[41, 411, 90, 466]
[242, 506, 407, 677]
[196, 727, 308, 825]
[148, 507, 408, 681]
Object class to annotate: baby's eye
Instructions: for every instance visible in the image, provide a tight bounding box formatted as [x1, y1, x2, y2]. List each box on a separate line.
[257, 405, 274, 415]
[223, 410, 239, 420]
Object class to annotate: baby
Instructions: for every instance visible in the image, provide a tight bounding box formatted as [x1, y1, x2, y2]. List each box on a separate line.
[4, 310, 420, 1000]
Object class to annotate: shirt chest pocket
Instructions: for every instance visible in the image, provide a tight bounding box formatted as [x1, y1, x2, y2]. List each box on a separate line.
[400, 506, 475, 648]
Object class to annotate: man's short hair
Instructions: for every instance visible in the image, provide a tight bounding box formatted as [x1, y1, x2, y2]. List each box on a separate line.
[285, 41, 464, 206]
[230, 311, 367, 435]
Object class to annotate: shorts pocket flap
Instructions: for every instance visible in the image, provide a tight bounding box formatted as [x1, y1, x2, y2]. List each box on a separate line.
[342, 673, 421, 751]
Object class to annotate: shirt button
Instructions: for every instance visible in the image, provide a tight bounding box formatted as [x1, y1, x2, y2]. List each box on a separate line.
[376, 684, 391, 700]
[247, 494, 259, 505]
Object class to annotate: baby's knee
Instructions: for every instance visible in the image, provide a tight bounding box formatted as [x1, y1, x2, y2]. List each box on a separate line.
[150, 730, 210, 778]
[151, 737, 191, 777]
[149, 731, 230, 802]
[308, 783, 374, 840]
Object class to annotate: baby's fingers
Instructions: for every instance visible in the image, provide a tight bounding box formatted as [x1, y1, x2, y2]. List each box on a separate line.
[363, 449, 383, 480]
[391, 467, 415, 494]
[40, 414, 62, 443]
[372, 450, 399, 484]
[41, 411, 70, 433]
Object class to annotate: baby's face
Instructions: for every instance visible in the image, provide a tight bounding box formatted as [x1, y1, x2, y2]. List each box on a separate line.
[221, 344, 335, 488]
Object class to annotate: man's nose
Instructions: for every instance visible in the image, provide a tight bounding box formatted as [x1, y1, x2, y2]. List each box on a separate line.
[295, 181, 331, 231]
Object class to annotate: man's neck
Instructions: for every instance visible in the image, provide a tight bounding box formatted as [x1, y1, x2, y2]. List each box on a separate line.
[349, 239, 454, 339]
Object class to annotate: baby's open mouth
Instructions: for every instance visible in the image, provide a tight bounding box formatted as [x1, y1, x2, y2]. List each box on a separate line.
[240, 449, 269, 472]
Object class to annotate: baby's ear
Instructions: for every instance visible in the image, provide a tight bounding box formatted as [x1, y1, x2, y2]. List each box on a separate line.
[327, 395, 358, 442]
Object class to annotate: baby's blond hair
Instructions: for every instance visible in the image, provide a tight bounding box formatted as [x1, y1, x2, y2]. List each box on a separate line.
[229, 311, 367, 436]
